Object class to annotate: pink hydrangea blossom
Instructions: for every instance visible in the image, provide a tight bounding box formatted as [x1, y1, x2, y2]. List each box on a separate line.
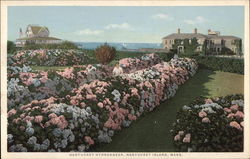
[230, 121, 242, 131]
[85, 136, 94, 145]
[199, 111, 207, 118]
[13, 118, 21, 124]
[183, 136, 191, 143]
[230, 104, 239, 111]
[240, 121, 244, 127]
[128, 114, 137, 121]
[20, 113, 26, 118]
[202, 117, 210, 123]
[8, 109, 17, 117]
[223, 108, 232, 113]
[234, 111, 244, 119]
[227, 113, 235, 118]
[80, 102, 86, 108]
[57, 67, 74, 79]
[23, 116, 34, 122]
[34, 115, 43, 123]
[174, 134, 181, 141]
[97, 102, 104, 108]
[48, 113, 57, 119]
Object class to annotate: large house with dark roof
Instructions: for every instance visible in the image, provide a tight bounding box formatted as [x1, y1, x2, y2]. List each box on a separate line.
[162, 28, 242, 55]
[16, 25, 62, 47]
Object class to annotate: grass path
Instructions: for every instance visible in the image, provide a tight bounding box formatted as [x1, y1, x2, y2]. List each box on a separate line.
[92, 69, 244, 152]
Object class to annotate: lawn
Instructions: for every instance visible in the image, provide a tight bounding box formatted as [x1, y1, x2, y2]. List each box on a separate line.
[91, 69, 244, 152]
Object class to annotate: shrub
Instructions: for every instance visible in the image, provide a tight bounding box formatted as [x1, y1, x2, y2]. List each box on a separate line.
[95, 44, 116, 65]
[179, 54, 244, 74]
[22, 41, 78, 50]
[59, 41, 79, 50]
[171, 94, 244, 152]
[7, 41, 16, 54]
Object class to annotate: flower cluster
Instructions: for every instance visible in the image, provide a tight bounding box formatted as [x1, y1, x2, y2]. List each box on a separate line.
[8, 54, 198, 152]
[9, 49, 89, 66]
[56, 65, 113, 86]
[119, 53, 162, 73]
[171, 94, 244, 152]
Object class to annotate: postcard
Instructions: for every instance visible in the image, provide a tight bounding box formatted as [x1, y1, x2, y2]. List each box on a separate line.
[1, 0, 249, 159]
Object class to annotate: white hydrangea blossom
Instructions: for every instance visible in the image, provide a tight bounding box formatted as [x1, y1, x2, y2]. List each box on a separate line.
[231, 99, 244, 107]
[111, 89, 121, 102]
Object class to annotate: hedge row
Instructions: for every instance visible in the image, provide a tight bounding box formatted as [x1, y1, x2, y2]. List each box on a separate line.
[179, 54, 244, 74]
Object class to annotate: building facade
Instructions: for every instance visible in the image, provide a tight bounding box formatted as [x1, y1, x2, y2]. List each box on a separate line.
[16, 25, 62, 47]
[162, 28, 242, 55]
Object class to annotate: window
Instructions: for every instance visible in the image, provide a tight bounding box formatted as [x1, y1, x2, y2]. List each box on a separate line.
[217, 48, 220, 52]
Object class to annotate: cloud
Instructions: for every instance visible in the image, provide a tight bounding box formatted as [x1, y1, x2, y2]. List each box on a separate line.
[184, 16, 208, 25]
[76, 29, 103, 35]
[105, 22, 132, 30]
[151, 13, 174, 20]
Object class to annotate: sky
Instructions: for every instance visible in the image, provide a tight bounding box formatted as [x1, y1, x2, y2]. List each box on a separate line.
[8, 6, 244, 43]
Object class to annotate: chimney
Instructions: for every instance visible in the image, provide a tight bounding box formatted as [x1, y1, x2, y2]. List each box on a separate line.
[177, 28, 180, 34]
[194, 28, 197, 34]
[19, 28, 23, 38]
[208, 29, 211, 34]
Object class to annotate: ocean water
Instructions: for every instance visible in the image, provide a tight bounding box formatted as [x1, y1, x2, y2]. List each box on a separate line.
[75, 42, 163, 50]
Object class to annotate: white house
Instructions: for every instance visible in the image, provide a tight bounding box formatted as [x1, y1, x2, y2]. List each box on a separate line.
[16, 25, 62, 47]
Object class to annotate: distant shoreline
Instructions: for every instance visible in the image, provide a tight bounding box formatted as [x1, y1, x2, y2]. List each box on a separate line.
[75, 42, 163, 50]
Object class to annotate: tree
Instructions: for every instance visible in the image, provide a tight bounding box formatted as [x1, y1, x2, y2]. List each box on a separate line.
[7, 41, 16, 54]
[95, 44, 116, 65]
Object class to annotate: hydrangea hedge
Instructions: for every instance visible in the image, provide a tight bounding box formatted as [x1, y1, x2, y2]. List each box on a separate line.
[7, 53, 198, 152]
[8, 49, 89, 66]
[171, 94, 244, 152]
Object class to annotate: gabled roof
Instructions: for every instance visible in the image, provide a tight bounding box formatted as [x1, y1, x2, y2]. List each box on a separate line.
[28, 25, 49, 35]
[162, 33, 207, 39]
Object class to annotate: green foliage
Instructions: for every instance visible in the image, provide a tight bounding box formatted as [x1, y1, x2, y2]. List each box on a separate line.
[157, 52, 174, 62]
[82, 49, 174, 64]
[95, 44, 116, 65]
[172, 38, 203, 54]
[7, 40, 16, 54]
[22, 41, 78, 50]
[234, 39, 243, 56]
[221, 47, 234, 55]
[179, 54, 244, 74]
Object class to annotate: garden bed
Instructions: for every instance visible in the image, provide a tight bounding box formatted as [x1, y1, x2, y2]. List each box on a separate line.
[171, 94, 244, 152]
[7, 53, 197, 152]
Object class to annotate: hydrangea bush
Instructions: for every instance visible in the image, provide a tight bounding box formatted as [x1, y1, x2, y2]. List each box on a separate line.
[8, 49, 89, 66]
[171, 94, 244, 152]
[8, 53, 198, 152]
[7, 64, 114, 110]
